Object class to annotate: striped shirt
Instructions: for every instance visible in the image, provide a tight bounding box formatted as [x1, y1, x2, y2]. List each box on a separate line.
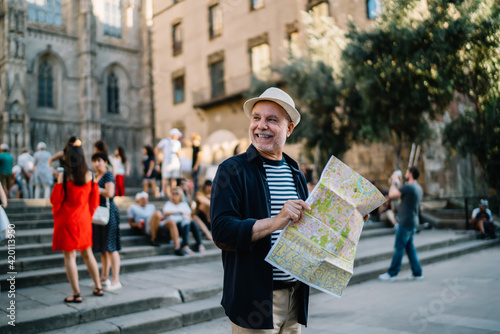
[263, 158, 298, 283]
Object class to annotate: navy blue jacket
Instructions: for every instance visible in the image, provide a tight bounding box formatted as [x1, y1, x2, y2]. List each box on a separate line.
[211, 144, 309, 329]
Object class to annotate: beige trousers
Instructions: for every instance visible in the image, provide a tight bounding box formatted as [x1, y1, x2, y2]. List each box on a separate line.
[231, 285, 301, 334]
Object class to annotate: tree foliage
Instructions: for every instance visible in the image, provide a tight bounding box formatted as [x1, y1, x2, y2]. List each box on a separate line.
[249, 0, 500, 190]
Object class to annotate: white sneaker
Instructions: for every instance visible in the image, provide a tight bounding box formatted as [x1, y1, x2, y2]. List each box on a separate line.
[378, 273, 398, 282]
[101, 279, 111, 287]
[407, 274, 424, 281]
[106, 282, 122, 291]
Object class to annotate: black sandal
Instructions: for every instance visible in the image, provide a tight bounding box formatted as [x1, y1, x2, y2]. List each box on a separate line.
[64, 294, 83, 303]
[93, 288, 104, 297]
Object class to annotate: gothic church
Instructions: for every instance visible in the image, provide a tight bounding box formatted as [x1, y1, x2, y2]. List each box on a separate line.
[0, 0, 153, 178]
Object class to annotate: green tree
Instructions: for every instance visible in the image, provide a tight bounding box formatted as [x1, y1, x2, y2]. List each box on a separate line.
[343, 0, 500, 187]
[278, 12, 352, 170]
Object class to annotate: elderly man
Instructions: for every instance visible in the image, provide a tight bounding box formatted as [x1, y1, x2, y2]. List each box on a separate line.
[127, 191, 183, 255]
[211, 87, 311, 333]
[155, 128, 182, 198]
[471, 199, 496, 239]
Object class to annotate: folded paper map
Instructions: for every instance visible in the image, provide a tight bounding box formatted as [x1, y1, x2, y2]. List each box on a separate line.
[265, 156, 386, 297]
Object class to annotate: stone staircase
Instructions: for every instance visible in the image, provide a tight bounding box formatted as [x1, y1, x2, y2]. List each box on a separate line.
[0, 199, 498, 334]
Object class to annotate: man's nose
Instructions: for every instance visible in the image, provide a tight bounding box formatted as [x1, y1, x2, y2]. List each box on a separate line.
[257, 119, 268, 129]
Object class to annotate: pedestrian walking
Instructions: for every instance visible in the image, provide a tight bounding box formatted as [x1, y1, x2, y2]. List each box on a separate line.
[111, 147, 130, 196]
[51, 144, 104, 302]
[379, 167, 423, 281]
[33, 142, 53, 199]
[156, 128, 182, 198]
[143, 145, 158, 198]
[91, 153, 122, 291]
[0, 144, 14, 197]
[17, 148, 34, 198]
[191, 133, 202, 198]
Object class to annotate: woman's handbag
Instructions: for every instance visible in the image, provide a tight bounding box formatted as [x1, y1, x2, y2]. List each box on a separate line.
[93, 197, 110, 226]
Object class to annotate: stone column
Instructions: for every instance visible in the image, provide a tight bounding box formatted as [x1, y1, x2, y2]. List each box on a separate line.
[78, 0, 100, 155]
[0, 1, 29, 157]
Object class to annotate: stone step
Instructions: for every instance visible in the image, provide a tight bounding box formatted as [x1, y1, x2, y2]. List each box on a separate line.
[6, 212, 133, 225]
[350, 238, 500, 284]
[353, 232, 474, 267]
[0, 248, 222, 290]
[0, 241, 218, 273]
[3, 228, 150, 246]
[15, 238, 498, 334]
[0, 261, 224, 334]
[4, 197, 167, 213]
[39, 295, 224, 334]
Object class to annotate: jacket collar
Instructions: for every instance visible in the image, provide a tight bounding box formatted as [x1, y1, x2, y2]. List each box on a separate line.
[245, 144, 300, 172]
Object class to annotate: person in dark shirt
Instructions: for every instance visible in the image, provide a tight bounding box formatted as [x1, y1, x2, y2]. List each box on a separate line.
[379, 167, 423, 282]
[211, 88, 311, 332]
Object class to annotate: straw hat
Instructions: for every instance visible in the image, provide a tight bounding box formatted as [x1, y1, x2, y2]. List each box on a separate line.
[243, 87, 301, 125]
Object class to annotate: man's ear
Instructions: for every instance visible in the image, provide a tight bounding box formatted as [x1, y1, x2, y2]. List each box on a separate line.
[287, 122, 295, 137]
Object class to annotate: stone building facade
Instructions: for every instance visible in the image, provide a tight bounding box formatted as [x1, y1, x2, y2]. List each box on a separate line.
[0, 0, 154, 178]
[151, 0, 482, 197]
[152, 0, 377, 167]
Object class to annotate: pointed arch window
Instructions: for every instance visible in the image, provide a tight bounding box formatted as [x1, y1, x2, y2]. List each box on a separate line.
[38, 60, 54, 108]
[107, 73, 120, 114]
[104, 0, 122, 38]
[28, 0, 62, 26]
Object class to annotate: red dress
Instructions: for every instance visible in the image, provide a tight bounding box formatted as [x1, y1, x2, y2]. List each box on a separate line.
[51, 180, 100, 252]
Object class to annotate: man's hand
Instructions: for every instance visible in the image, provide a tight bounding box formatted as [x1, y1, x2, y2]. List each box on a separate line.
[275, 200, 311, 226]
[251, 200, 311, 242]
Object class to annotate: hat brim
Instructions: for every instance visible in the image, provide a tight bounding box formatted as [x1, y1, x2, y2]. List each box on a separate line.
[244, 97, 301, 125]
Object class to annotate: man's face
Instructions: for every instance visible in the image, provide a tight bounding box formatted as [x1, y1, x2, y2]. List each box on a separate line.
[137, 197, 148, 207]
[479, 205, 486, 212]
[249, 101, 294, 160]
[405, 169, 411, 181]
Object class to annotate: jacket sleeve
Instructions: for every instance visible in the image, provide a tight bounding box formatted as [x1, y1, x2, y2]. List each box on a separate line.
[210, 159, 256, 253]
[50, 183, 64, 214]
[89, 182, 100, 216]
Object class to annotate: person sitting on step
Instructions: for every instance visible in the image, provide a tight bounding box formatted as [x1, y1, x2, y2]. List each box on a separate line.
[127, 191, 184, 255]
[471, 199, 497, 239]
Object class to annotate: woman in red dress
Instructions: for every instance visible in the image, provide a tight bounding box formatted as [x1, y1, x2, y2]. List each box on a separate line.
[51, 144, 104, 302]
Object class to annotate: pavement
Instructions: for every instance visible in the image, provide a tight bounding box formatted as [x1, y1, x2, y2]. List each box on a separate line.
[163, 246, 500, 334]
[1, 197, 499, 333]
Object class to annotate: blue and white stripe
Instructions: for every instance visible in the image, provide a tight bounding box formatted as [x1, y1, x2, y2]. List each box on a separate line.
[264, 160, 298, 283]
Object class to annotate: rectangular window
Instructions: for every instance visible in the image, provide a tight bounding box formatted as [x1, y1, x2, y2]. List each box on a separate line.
[250, 43, 271, 80]
[209, 4, 223, 39]
[172, 22, 183, 56]
[251, 0, 265, 10]
[27, 0, 62, 26]
[210, 60, 225, 99]
[172, 75, 185, 104]
[287, 31, 301, 58]
[367, 0, 382, 19]
[311, 2, 329, 18]
[103, 0, 122, 38]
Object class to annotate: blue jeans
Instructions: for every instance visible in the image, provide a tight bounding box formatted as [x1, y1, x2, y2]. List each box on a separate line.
[388, 225, 422, 277]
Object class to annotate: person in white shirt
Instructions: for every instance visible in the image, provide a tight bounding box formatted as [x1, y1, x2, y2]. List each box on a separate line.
[162, 187, 204, 254]
[155, 128, 182, 198]
[17, 148, 34, 198]
[127, 191, 183, 255]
